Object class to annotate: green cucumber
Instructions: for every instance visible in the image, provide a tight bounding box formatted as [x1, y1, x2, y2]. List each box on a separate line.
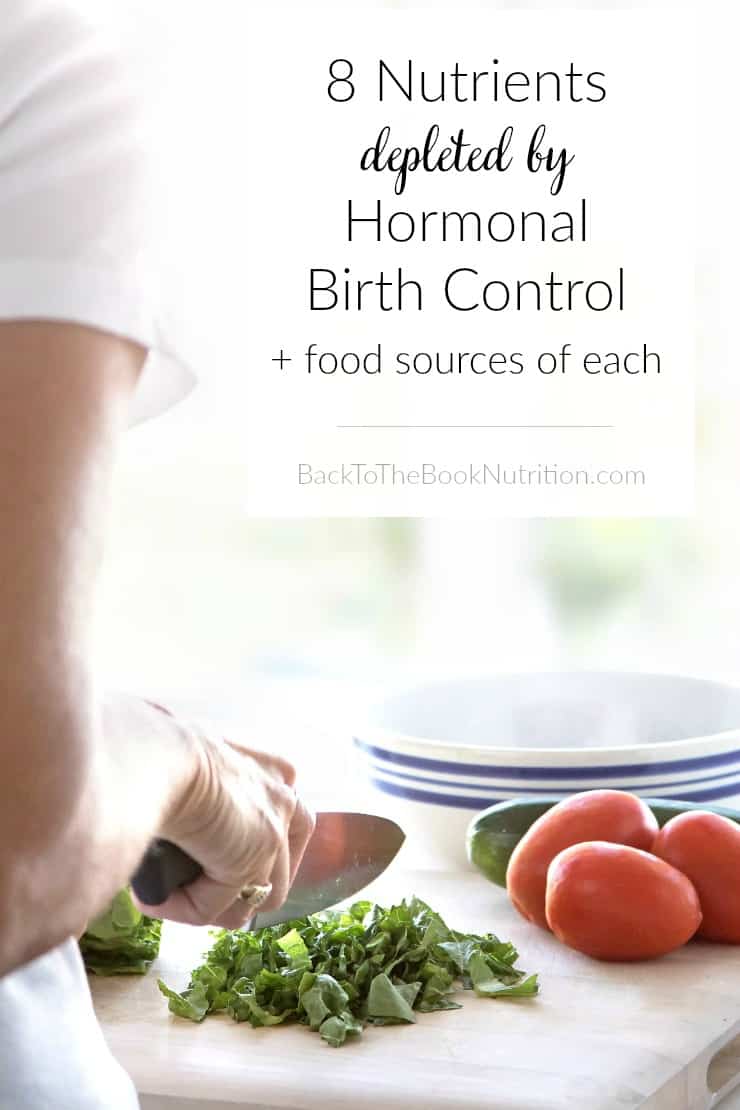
[466, 794, 740, 888]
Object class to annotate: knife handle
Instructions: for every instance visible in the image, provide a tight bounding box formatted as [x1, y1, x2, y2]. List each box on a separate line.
[131, 839, 203, 906]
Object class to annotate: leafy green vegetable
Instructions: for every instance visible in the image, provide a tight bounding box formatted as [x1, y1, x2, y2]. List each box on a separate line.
[319, 1014, 356, 1047]
[468, 951, 539, 998]
[159, 896, 537, 1046]
[157, 979, 210, 1020]
[366, 973, 418, 1023]
[79, 888, 162, 976]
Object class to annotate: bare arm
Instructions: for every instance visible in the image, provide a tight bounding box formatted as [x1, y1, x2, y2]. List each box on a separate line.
[0, 321, 314, 978]
[0, 321, 197, 973]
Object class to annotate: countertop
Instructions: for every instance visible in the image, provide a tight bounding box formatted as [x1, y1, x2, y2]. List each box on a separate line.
[91, 870, 740, 1110]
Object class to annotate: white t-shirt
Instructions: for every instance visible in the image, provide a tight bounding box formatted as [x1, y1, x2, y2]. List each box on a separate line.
[0, 0, 197, 424]
[0, 3, 198, 1107]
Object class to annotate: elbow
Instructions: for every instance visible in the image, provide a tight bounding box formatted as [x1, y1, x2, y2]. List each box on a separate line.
[0, 681, 98, 974]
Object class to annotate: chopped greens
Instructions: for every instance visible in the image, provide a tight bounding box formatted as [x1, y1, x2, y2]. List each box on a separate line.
[79, 887, 162, 976]
[158, 896, 537, 1046]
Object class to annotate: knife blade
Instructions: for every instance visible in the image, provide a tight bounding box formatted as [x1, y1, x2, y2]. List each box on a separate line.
[254, 811, 405, 928]
[131, 812, 405, 924]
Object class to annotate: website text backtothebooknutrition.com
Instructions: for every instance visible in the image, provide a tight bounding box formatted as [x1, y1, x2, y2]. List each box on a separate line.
[297, 462, 647, 489]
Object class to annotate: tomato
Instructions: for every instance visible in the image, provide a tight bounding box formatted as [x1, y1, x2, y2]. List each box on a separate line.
[652, 811, 740, 943]
[505, 790, 658, 928]
[545, 841, 702, 960]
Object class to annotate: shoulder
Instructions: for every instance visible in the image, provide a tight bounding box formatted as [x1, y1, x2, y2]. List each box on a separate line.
[0, 1, 159, 222]
[0, 3, 133, 118]
[0, 2, 165, 193]
[0, 0, 164, 284]
[0, 3, 199, 423]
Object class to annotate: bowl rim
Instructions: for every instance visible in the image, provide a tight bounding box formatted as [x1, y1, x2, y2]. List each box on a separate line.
[355, 725, 740, 764]
[358, 670, 740, 764]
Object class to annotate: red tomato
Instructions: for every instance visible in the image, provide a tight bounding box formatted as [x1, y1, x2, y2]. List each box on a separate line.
[546, 841, 702, 960]
[652, 811, 740, 943]
[506, 790, 659, 928]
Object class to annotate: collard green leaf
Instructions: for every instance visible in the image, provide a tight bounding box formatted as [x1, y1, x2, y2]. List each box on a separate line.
[366, 974, 417, 1024]
[159, 897, 538, 1046]
[299, 972, 350, 1029]
[85, 889, 141, 940]
[228, 986, 292, 1027]
[437, 938, 479, 974]
[277, 928, 311, 969]
[319, 1015, 348, 1047]
[468, 951, 539, 998]
[79, 887, 162, 976]
[157, 979, 209, 1021]
[319, 1011, 363, 1047]
[300, 985, 330, 1029]
[416, 965, 459, 1012]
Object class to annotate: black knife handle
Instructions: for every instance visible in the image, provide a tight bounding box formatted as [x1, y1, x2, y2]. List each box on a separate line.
[131, 839, 203, 905]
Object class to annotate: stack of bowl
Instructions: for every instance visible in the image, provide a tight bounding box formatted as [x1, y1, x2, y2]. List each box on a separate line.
[353, 672, 740, 870]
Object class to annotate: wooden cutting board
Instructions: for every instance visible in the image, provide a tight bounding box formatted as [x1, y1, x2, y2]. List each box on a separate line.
[90, 870, 740, 1110]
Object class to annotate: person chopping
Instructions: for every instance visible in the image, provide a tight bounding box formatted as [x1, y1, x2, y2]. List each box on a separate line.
[0, 4, 314, 1107]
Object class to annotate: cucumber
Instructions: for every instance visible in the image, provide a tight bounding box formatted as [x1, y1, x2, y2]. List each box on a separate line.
[466, 798, 555, 887]
[466, 794, 740, 888]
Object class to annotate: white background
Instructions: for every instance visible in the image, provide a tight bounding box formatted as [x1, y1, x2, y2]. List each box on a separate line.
[226, 10, 695, 515]
[87, 2, 740, 880]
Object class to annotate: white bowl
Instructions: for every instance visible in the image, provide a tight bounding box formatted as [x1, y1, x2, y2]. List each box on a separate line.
[353, 672, 740, 870]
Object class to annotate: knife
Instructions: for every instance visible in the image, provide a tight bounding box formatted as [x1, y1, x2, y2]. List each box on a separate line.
[131, 811, 405, 926]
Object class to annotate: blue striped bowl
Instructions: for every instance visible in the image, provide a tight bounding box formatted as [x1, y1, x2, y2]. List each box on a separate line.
[353, 672, 740, 869]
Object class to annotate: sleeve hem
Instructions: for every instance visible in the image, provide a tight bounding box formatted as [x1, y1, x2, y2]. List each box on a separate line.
[0, 258, 198, 424]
